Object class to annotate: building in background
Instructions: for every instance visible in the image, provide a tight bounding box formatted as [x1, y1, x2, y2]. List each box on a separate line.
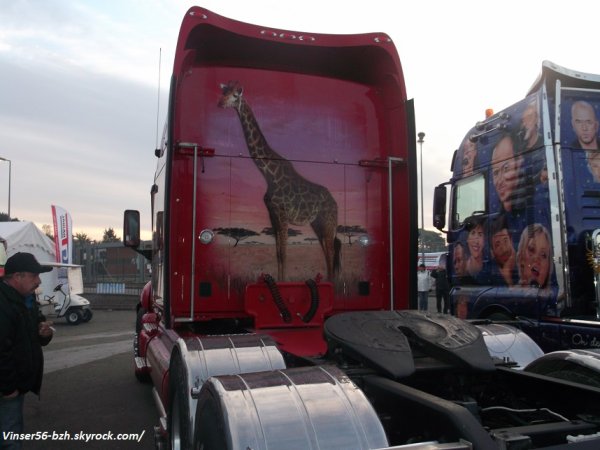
[73, 241, 151, 294]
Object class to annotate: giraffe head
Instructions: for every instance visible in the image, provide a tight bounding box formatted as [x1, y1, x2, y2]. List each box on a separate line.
[218, 81, 243, 109]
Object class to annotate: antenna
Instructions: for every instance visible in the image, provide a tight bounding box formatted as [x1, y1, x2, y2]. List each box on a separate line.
[155, 48, 162, 151]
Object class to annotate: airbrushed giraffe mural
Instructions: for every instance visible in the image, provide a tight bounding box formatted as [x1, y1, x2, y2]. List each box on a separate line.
[218, 81, 341, 281]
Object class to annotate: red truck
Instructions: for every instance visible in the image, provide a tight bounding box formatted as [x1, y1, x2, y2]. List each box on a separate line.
[124, 7, 600, 449]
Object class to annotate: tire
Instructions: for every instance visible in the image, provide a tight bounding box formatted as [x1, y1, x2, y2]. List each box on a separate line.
[168, 353, 191, 450]
[81, 309, 93, 322]
[66, 308, 83, 325]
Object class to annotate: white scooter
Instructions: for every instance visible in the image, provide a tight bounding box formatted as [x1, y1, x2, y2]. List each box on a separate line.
[37, 263, 93, 325]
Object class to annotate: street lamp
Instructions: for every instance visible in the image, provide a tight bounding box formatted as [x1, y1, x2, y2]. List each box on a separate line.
[417, 132, 425, 261]
[0, 157, 11, 219]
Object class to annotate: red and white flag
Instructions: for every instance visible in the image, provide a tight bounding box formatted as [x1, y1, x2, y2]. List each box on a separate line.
[51, 205, 72, 264]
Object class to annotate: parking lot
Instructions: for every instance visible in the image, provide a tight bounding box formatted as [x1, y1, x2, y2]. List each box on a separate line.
[22, 310, 156, 449]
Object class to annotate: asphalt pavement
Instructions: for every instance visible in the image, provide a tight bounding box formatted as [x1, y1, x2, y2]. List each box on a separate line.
[21, 310, 157, 449]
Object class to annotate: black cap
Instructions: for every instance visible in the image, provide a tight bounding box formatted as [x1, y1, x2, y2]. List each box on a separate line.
[4, 252, 53, 275]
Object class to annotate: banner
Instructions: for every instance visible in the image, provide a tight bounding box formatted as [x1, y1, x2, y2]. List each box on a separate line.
[51, 205, 72, 264]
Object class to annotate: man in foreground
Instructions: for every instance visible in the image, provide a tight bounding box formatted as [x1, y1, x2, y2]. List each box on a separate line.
[0, 253, 54, 450]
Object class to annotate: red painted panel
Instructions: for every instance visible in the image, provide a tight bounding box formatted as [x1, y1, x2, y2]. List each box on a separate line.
[245, 280, 333, 329]
[163, 7, 414, 323]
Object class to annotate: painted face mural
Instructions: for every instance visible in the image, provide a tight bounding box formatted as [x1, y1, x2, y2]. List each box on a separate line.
[445, 73, 600, 328]
[466, 223, 485, 277]
[518, 224, 552, 288]
[587, 151, 600, 182]
[491, 228, 514, 267]
[461, 139, 477, 175]
[491, 135, 522, 213]
[571, 100, 600, 150]
[453, 242, 467, 278]
[448, 93, 558, 314]
[520, 100, 541, 150]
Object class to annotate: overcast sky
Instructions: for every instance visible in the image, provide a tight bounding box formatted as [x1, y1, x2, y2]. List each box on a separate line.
[2, 0, 600, 241]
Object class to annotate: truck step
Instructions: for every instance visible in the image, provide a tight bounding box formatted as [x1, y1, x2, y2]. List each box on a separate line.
[134, 356, 150, 370]
[143, 323, 158, 333]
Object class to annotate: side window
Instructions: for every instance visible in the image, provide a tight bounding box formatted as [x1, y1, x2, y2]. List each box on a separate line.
[452, 173, 485, 229]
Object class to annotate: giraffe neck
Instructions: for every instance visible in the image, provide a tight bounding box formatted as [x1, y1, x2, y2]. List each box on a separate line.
[235, 98, 286, 177]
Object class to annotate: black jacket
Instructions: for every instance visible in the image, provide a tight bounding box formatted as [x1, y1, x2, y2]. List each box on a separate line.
[0, 282, 51, 396]
[431, 269, 449, 293]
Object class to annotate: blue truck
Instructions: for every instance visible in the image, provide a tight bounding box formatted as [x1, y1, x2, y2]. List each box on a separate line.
[434, 61, 600, 352]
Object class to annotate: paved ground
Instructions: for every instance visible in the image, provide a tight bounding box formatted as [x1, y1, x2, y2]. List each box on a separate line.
[22, 310, 156, 449]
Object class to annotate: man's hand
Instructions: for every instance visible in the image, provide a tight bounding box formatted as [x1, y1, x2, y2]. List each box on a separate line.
[39, 321, 54, 338]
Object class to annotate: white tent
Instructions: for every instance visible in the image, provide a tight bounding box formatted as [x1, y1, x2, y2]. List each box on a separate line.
[0, 221, 58, 300]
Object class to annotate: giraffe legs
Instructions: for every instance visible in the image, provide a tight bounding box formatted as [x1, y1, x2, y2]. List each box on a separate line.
[266, 190, 339, 281]
[274, 223, 288, 281]
[311, 211, 340, 280]
[266, 200, 288, 281]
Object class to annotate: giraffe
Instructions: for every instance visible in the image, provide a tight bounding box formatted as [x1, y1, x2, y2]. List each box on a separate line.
[218, 80, 341, 281]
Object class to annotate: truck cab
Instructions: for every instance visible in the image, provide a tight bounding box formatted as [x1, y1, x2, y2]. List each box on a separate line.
[434, 61, 600, 351]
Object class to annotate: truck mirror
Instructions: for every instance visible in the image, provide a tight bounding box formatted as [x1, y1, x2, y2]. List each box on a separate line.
[433, 185, 447, 230]
[124, 210, 141, 248]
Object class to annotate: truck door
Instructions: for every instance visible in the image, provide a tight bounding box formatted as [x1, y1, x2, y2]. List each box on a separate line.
[557, 86, 600, 316]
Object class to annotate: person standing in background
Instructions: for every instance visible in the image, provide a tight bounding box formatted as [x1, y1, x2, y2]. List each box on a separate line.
[431, 258, 451, 314]
[417, 264, 431, 311]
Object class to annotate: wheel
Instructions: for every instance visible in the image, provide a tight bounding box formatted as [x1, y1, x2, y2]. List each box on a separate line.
[81, 309, 93, 322]
[65, 309, 83, 325]
[168, 353, 192, 450]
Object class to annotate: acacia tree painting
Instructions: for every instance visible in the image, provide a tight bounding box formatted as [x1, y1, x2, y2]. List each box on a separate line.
[215, 227, 259, 247]
[337, 225, 367, 245]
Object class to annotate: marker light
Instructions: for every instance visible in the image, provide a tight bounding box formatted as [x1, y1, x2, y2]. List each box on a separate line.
[358, 235, 370, 247]
[199, 229, 214, 244]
